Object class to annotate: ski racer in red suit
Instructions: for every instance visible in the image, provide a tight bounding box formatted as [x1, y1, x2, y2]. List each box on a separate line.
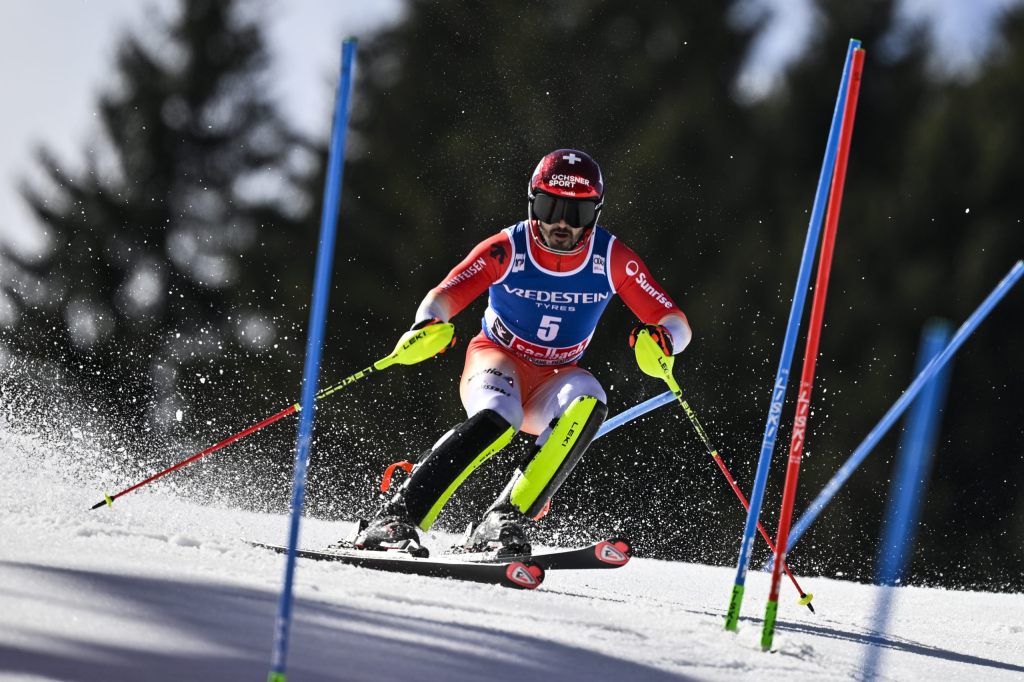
[354, 149, 691, 556]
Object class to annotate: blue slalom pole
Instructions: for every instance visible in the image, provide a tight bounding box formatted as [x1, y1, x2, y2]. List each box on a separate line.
[269, 38, 357, 682]
[784, 260, 1024, 555]
[596, 390, 676, 439]
[862, 320, 952, 680]
[877, 321, 952, 585]
[724, 39, 860, 631]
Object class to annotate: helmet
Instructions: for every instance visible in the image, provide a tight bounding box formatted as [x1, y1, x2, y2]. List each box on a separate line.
[528, 149, 604, 235]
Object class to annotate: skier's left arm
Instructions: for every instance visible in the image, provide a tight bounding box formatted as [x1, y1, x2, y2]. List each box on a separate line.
[610, 239, 692, 356]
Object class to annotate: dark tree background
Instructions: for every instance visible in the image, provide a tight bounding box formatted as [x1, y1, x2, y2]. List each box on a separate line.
[1, 0, 1021, 591]
[1, 0, 317, 432]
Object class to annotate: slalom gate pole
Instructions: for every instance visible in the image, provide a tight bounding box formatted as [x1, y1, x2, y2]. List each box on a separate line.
[595, 390, 676, 439]
[595, 382, 816, 606]
[269, 38, 357, 682]
[86, 318, 454, 511]
[725, 38, 861, 632]
[761, 45, 865, 652]
[781, 259, 1024, 555]
[862, 320, 952, 680]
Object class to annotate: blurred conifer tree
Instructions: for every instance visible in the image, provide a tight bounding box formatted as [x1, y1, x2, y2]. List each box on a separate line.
[2, 0, 316, 428]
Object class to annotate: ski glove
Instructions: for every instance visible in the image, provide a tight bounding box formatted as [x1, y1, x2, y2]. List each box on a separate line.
[629, 323, 673, 355]
[411, 317, 457, 354]
[629, 323, 674, 379]
[377, 319, 457, 369]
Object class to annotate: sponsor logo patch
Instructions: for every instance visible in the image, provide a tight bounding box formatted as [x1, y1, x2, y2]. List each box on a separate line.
[507, 563, 542, 588]
[597, 541, 630, 565]
[500, 284, 610, 305]
[490, 316, 515, 346]
[442, 257, 486, 290]
[512, 253, 526, 273]
[548, 173, 592, 190]
[634, 271, 673, 309]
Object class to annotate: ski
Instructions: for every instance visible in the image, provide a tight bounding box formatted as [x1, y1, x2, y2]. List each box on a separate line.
[248, 541, 545, 590]
[452, 537, 632, 571]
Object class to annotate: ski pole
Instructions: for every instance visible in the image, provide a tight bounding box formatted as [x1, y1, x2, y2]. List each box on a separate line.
[89, 322, 455, 510]
[633, 329, 815, 612]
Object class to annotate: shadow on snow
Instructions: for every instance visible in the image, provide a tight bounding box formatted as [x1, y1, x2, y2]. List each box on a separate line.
[0, 560, 693, 682]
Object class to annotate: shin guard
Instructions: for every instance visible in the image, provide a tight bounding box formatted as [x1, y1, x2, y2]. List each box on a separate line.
[402, 409, 515, 531]
[509, 396, 608, 518]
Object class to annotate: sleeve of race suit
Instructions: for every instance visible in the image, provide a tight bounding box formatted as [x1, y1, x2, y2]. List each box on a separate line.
[414, 231, 514, 324]
[610, 238, 692, 354]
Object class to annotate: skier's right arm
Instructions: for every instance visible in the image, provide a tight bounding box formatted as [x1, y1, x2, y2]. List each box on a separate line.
[413, 232, 513, 325]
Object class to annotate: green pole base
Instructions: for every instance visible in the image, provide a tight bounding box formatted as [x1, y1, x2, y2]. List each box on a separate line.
[725, 583, 744, 631]
[268, 672, 286, 682]
[761, 599, 779, 651]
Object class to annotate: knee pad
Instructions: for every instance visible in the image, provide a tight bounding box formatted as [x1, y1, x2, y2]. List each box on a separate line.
[402, 409, 515, 531]
[509, 395, 608, 518]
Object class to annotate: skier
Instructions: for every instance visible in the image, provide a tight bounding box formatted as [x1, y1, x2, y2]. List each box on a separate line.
[354, 149, 691, 556]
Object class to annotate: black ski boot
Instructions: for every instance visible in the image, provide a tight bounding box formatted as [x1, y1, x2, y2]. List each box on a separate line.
[339, 495, 428, 557]
[464, 505, 531, 557]
[353, 515, 428, 557]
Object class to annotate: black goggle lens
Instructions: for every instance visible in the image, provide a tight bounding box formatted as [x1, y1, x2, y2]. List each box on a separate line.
[531, 193, 601, 228]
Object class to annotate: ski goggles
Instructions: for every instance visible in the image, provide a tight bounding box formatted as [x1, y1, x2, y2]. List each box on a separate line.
[529, 191, 602, 229]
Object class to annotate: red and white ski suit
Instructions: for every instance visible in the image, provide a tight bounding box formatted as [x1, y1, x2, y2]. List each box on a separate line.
[417, 221, 690, 439]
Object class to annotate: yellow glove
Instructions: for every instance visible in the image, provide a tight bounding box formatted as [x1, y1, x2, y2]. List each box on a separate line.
[375, 319, 456, 370]
[629, 323, 674, 379]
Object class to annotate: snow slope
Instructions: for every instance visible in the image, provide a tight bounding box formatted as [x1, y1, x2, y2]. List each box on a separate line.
[2, 427, 1023, 682]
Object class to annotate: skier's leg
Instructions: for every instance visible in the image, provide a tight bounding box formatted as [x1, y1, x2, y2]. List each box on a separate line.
[399, 409, 515, 530]
[458, 336, 526, 431]
[360, 337, 523, 552]
[466, 369, 608, 553]
[510, 368, 608, 516]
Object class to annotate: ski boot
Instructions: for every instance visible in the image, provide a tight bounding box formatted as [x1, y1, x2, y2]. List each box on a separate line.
[353, 515, 428, 557]
[463, 504, 531, 557]
[333, 493, 429, 557]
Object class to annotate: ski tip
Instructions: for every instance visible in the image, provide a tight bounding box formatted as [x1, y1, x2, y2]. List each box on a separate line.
[506, 561, 544, 589]
[594, 537, 632, 566]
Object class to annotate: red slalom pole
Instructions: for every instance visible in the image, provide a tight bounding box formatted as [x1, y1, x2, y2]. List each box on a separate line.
[706, 451, 814, 611]
[90, 404, 298, 510]
[761, 46, 865, 650]
[87, 321, 458, 511]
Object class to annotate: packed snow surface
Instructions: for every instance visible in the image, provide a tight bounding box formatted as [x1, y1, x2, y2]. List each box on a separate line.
[2, 427, 1023, 682]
